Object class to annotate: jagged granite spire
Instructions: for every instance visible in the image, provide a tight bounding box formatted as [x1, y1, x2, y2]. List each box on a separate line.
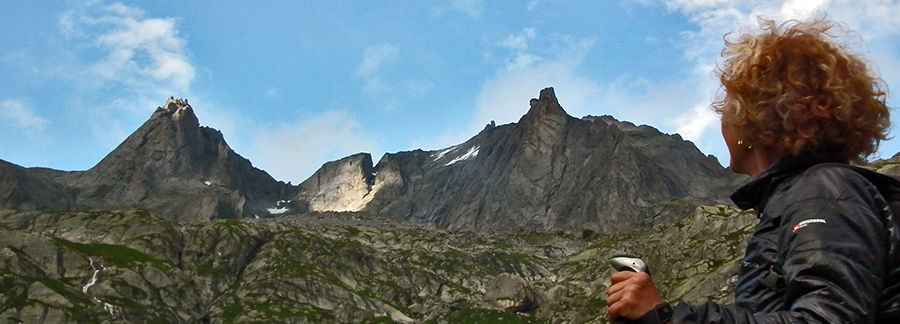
[522, 87, 567, 120]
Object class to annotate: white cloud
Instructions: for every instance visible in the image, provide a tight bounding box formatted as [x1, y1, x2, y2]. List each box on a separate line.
[362, 76, 390, 95]
[0, 99, 50, 136]
[451, 0, 484, 19]
[465, 35, 600, 140]
[249, 111, 378, 184]
[358, 44, 399, 77]
[673, 104, 718, 141]
[357, 44, 399, 95]
[779, 0, 826, 17]
[498, 28, 536, 50]
[54, 1, 197, 151]
[73, 3, 195, 95]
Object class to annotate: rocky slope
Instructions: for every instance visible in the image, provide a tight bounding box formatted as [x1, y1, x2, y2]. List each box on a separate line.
[295, 88, 746, 233]
[0, 205, 756, 324]
[0, 98, 294, 222]
[0, 160, 75, 211]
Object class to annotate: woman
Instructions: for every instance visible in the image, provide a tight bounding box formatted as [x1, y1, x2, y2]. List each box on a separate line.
[607, 18, 898, 323]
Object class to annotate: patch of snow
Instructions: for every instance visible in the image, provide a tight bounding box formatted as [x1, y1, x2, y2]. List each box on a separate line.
[432, 146, 457, 160]
[445, 146, 480, 166]
[267, 199, 292, 215]
[254, 215, 260, 219]
[204, 181, 211, 186]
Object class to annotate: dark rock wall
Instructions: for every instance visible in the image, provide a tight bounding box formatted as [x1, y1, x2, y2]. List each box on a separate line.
[358, 88, 745, 233]
[0, 160, 75, 211]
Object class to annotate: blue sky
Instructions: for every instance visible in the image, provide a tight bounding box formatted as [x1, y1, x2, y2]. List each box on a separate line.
[2, 0, 899, 184]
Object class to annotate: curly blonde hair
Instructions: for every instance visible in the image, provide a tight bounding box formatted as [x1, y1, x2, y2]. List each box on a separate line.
[713, 18, 891, 163]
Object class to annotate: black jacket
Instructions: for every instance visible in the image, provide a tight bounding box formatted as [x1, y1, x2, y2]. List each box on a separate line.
[671, 155, 899, 324]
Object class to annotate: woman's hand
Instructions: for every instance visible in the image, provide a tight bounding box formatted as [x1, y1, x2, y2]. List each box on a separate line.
[607, 271, 665, 322]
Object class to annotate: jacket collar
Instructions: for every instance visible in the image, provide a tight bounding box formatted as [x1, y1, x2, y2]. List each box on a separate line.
[730, 151, 846, 212]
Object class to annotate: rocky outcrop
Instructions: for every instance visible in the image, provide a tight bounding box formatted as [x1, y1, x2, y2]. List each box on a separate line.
[296, 88, 746, 233]
[483, 273, 543, 313]
[0, 98, 294, 222]
[293, 153, 376, 213]
[0, 204, 756, 323]
[869, 151, 900, 176]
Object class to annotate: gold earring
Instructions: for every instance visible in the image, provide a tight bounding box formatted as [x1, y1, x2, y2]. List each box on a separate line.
[737, 139, 753, 151]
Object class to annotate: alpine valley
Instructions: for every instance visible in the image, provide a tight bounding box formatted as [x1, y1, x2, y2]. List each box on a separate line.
[1, 88, 897, 323]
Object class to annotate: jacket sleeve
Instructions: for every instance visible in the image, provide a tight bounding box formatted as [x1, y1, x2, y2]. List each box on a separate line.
[672, 168, 889, 324]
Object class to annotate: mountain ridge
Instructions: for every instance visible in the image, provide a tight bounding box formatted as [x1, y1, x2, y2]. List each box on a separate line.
[1, 97, 294, 222]
[2, 88, 744, 232]
[294, 88, 746, 233]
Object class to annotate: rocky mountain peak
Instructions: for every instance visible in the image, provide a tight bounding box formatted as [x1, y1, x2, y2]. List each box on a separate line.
[290, 88, 745, 233]
[45, 97, 294, 221]
[523, 87, 567, 119]
[156, 97, 199, 127]
[518, 87, 569, 152]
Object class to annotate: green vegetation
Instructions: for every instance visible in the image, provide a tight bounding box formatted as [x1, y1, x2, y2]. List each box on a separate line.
[424, 309, 547, 324]
[361, 316, 398, 323]
[52, 239, 169, 269]
[0, 205, 757, 323]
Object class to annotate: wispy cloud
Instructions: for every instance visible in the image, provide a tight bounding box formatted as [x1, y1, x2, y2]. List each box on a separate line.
[63, 2, 195, 96]
[357, 44, 400, 95]
[358, 44, 399, 77]
[451, 0, 484, 19]
[497, 28, 536, 51]
[0, 99, 50, 140]
[55, 1, 197, 149]
[249, 111, 378, 184]
[459, 31, 600, 144]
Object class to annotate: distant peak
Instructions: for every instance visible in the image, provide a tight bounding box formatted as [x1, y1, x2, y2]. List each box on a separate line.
[525, 87, 567, 119]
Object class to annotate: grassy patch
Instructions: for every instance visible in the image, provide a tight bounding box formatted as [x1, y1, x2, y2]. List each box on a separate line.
[53, 239, 169, 269]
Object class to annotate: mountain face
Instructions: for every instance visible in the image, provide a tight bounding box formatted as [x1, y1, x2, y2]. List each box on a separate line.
[0, 98, 294, 222]
[0, 161, 76, 211]
[295, 88, 746, 233]
[292, 153, 376, 213]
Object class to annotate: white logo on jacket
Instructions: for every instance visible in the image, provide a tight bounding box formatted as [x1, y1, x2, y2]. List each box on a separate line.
[793, 218, 826, 232]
